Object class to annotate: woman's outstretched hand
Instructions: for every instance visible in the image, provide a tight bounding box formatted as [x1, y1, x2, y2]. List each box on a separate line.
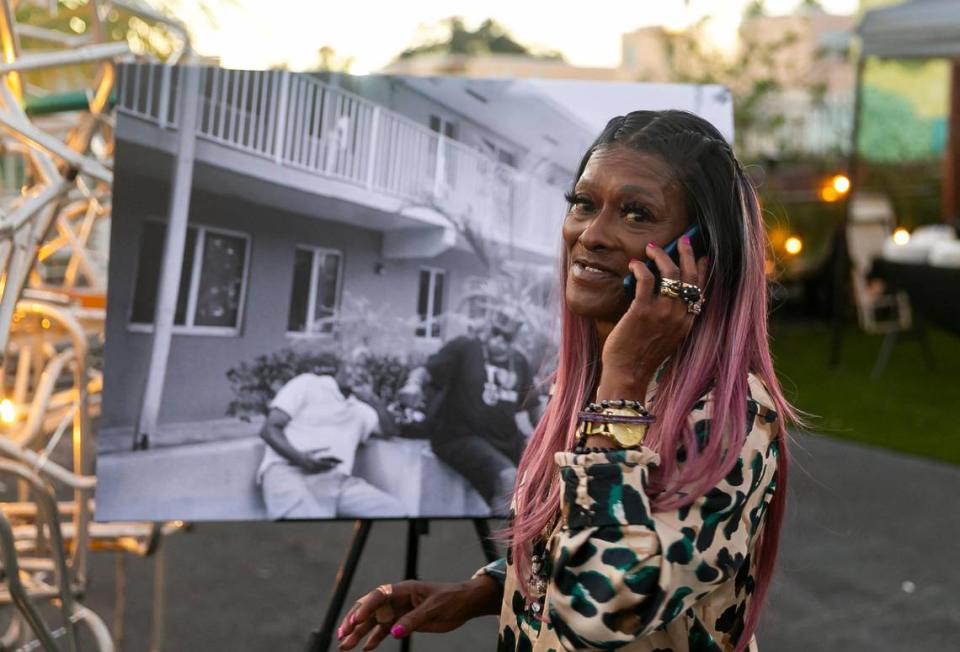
[337, 576, 501, 651]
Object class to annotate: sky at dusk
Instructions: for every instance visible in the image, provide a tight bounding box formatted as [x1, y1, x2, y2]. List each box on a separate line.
[179, 0, 861, 73]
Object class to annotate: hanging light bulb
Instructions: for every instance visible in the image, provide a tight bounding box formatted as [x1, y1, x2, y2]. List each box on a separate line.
[0, 399, 16, 424]
[784, 236, 803, 255]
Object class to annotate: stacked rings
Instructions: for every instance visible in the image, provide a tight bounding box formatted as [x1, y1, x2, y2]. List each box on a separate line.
[659, 278, 705, 315]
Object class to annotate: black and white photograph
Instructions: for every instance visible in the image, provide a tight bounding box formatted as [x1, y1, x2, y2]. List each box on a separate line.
[95, 64, 733, 521]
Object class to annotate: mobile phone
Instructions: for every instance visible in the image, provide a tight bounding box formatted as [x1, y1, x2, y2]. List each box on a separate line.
[623, 223, 709, 300]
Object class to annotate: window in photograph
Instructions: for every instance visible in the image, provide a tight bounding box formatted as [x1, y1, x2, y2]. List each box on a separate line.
[416, 267, 445, 339]
[428, 115, 458, 141]
[287, 246, 343, 335]
[479, 137, 518, 169]
[130, 221, 249, 334]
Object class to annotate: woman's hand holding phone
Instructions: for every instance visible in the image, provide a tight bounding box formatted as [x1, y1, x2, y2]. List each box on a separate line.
[622, 224, 708, 300]
[594, 234, 709, 406]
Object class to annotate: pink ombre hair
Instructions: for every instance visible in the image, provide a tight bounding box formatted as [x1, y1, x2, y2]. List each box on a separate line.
[505, 111, 802, 651]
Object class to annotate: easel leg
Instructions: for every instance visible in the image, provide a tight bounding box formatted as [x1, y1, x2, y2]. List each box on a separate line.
[472, 519, 500, 564]
[404, 519, 427, 580]
[401, 519, 428, 652]
[306, 519, 372, 652]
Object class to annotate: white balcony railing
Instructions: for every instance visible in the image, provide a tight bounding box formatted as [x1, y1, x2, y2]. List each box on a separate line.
[116, 65, 568, 255]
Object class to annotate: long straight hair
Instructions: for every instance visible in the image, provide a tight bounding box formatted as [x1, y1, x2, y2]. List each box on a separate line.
[506, 111, 801, 651]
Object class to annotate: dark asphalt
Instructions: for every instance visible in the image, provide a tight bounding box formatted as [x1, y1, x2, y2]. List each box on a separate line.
[77, 432, 959, 651]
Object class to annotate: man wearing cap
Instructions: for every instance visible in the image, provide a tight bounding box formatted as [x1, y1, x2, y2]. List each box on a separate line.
[399, 309, 535, 513]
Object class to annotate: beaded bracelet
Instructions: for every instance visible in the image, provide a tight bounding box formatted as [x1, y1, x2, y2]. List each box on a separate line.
[577, 410, 656, 425]
[585, 399, 649, 414]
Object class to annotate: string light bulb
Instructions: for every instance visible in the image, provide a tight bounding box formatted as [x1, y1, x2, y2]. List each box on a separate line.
[784, 237, 803, 255]
[0, 399, 16, 424]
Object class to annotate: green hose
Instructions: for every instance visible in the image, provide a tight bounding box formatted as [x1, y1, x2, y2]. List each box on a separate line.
[24, 90, 117, 117]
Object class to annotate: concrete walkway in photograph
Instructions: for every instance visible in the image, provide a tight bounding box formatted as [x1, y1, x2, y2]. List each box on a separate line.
[81, 432, 959, 651]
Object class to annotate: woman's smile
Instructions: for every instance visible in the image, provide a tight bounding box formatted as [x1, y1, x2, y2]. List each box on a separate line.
[570, 260, 619, 284]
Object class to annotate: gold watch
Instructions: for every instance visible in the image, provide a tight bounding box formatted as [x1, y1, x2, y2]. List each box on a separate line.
[583, 409, 648, 448]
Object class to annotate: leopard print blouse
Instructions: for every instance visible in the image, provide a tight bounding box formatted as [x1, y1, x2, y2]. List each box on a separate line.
[482, 373, 781, 652]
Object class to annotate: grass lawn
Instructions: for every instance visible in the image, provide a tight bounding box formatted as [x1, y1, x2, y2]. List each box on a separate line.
[769, 320, 960, 466]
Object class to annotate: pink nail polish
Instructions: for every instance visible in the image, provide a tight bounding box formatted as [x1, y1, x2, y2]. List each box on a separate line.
[349, 613, 356, 625]
[629, 257, 638, 264]
[647, 242, 657, 248]
[337, 626, 344, 640]
[391, 624, 407, 638]
[682, 235, 691, 245]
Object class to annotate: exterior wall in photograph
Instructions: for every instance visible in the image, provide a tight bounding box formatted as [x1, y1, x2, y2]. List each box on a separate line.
[102, 160, 500, 437]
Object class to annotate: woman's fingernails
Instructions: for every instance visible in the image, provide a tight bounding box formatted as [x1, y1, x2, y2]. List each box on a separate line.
[349, 613, 356, 625]
[629, 257, 638, 264]
[391, 624, 407, 638]
[337, 626, 344, 640]
[682, 235, 691, 245]
[647, 242, 657, 248]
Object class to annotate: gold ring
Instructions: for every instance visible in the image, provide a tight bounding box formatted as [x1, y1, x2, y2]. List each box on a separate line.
[374, 604, 396, 625]
[658, 278, 683, 299]
[677, 281, 704, 315]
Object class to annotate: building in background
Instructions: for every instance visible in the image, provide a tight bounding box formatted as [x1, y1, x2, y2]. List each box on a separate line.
[621, 6, 856, 158]
[382, 52, 628, 81]
[385, 6, 858, 160]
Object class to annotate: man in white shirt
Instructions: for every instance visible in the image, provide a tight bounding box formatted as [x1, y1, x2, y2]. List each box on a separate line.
[257, 363, 404, 519]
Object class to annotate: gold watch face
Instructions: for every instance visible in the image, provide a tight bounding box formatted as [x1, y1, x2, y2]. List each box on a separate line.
[582, 420, 647, 448]
[608, 423, 647, 448]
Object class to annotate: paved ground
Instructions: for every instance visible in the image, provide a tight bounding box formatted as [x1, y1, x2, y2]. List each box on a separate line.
[74, 432, 959, 651]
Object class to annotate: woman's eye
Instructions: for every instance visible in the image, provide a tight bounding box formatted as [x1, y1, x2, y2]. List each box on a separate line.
[622, 202, 655, 223]
[564, 191, 594, 213]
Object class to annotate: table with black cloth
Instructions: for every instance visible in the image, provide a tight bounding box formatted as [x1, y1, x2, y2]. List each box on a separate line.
[869, 258, 960, 335]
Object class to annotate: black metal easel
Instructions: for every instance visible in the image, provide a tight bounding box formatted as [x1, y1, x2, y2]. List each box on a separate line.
[305, 519, 500, 652]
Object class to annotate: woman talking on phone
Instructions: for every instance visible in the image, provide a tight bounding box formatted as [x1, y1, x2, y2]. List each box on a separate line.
[337, 110, 798, 651]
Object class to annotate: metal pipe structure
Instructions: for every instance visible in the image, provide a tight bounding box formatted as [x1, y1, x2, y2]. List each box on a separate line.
[15, 298, 93, 587]
[0, 110, 113, 182]
[110, 0, 192, 63]
[0, 178, 73, 235]
[0, 0, 23, 98]
[0, 510, 59, 651]
[0, 42, 130, 74]
[0, 0, 196, 646]
[0, 458, 80, 652]
[13, 23, 91, 49]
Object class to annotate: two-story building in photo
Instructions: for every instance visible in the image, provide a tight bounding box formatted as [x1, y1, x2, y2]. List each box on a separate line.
[101, 65, 594, 450]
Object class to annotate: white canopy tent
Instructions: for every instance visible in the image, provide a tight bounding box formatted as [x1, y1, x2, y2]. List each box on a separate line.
[856, 0, 960, 221]
[829, 0, 959, 365]
[859, 0, 960, 59]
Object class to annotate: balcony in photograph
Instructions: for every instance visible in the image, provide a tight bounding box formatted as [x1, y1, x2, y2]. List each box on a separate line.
[115, 65, 572, 261]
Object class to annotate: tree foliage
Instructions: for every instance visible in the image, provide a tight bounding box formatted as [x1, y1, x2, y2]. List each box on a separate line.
[396, 17, 562, 61]
[313, 45, 354, 72]
[11, 0, 231, 94]
[656, 3, 830, 158]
